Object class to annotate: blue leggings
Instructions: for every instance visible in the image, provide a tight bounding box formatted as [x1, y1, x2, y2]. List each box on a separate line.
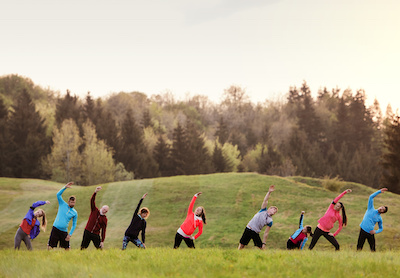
[122, 236, 145, 249]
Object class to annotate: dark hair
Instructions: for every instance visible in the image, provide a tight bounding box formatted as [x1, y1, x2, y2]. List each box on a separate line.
[339, 202, 347, 226]
[306, 226, 313, 237]
[69, 196, 76, 201]
[197, 206, 207, 224]
[383, 206, 388, 213]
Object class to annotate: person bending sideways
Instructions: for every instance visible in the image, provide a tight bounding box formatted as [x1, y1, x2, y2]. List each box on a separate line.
[287, 211, 313, 250]
[48, 182, 78, 250]
[122, 193, 149, 249]
[81, 186, 109, 250]
[238, 185, 278, 250]
[357, 188, 388, 252]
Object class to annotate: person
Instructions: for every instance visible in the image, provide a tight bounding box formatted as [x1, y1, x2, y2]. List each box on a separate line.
[80, 186, 109, 250]
[357, 188, 389, 251]
[287, 211, 313, 250]
[174, 192, 206, 249]
[122, 193, 150, 249]
[238, 185, 278, 250]
[48, 182, 78, 250]
[14, 200, 50, 250]
[308, 189, 352, 251]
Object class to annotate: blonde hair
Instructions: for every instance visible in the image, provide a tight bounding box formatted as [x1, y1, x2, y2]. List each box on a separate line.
[197, 206, 207, 224]
[36, 209, 47, 232]
[269, 206, 278, 212]
[140, 207, 150, 219]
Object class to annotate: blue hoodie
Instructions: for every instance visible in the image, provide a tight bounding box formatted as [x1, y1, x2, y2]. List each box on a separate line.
[360, 190, 383, 234]
[53, 187, 78, 235]
[23, 201, 46, 239]
[290, 214, 308, 249]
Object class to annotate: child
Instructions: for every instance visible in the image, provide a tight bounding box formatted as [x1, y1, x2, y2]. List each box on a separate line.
[287, 211, 312, 250]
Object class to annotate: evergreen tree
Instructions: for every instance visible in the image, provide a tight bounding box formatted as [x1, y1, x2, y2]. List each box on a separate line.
[170, 123, 187, 175]
[215, 116, 229, 144]
[381, 115, 400, 193]
[212, 142, 226, 172]
[142, 109, 152, 128]
[55, 90, 81, 129]
[0, 99, 9, 176]
[7, 89, 50, 178]
[82, 93, 96, 124]
[153, 135, 171, 176]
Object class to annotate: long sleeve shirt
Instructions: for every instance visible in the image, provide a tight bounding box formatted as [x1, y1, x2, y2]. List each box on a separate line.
[360, 190, 384, 234]
[289, 214, 308, 249]
[20, 201, 46, 239]
[179, 195, 204, 239]
[124, 198, 146, 242]
[84, 192, 108, 242]
[53, 187, 78, 235]
[317, 190, 347, 236]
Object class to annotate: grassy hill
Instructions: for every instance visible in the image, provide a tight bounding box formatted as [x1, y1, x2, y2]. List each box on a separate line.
[1, 173, 399, 251]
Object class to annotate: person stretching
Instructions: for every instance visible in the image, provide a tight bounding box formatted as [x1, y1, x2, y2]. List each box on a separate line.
[287, 211, 313, 250]
[357, 188, 389, 251]
[48, 182, 78, 250]
[81, 186, 109, 250]
[14, 200, 50, 250]
[122, 193, 149, 249]
[238, 185, 278, 250]
[308, 189, 352, 251]
[174, 192, 206, 249]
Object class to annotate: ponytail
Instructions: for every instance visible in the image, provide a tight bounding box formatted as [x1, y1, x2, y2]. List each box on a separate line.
[36, 209, 47, 232]
[339, 202, 347, 226]
[198, 206, 207, 224]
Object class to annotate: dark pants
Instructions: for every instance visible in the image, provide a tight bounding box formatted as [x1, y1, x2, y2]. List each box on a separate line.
[81, 229, 101, 250]
[357, 228, 376, 251]
[239, 227, 263, 248]
[287, 238, 300, 250]
[308, 227, 340, 250]
[48, 226, 70, 249]
[174, 233, 195, 249]
[14, 227, 32, 250]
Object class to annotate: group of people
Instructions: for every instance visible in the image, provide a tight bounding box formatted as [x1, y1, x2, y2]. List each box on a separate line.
[14, 182, 388, 252]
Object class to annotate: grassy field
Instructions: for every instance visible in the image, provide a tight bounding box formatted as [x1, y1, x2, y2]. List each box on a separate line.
[1, 173, 399, 251]
[1, 248, 399, 277]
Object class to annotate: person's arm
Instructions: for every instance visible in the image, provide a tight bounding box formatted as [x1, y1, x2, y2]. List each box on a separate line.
[141, 222, 146, 244]
[91, 186, 102, 211]
[261, 226, 271, 249]
[332, 216, 343, 237]
[31, 201, 48, 209]
[300, 237, 308, 250]
[188, 192, 202, 216]
[261, 185, 275, 209]
[368, 188, 387, 210]
[372, 219, 383, 234]
[299, 211, 305, 228]
[57, 182, 73, 204]
[101, 219, 107, 243]
[332, 189, 351, 205]
[133, 193, 147, 220]
[192, 221, 203, 240]
[70, 212, 78, 236]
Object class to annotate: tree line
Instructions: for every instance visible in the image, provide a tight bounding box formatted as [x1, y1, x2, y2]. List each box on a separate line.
[0, 74, 399, 193]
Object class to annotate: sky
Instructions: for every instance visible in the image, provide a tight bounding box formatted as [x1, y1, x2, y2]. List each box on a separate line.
[1, 0, 399, 112]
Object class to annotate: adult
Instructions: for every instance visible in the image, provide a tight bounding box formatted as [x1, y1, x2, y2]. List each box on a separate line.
[308, 189, 352, 251]
[238, 185, 278, 250]
[14, 200, 50, 250]
[287, 211, 313, 250]
[174, 192, 206, 249]
[357, 188, 389, 251]
[48, 182, 78, 250]
[81, 186, 109, 250]
[122, 193, 150, 249]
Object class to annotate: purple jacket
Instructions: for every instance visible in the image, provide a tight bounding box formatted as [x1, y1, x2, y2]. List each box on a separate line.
[24, 201, 46, 239]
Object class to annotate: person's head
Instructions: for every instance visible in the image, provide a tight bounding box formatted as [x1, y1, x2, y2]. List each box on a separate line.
[378, 206, 388, 214]
[195, 206, 206, 224]
[100, 205, 109, 215]
[302, 225, 313, 237]
[335, 202, 347, 226]
[267, 206, 278, 216]
[34, 208, 47, 232]
[68, 196, 76, 208]
[140, 207, 150, 219]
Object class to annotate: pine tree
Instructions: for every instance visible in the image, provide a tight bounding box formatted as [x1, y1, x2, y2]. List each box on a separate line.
[0, 99, 9, 176]
[7, 89, 50, 178]
[170, 123, 187, 175]
[212, 142, 226, 172]
[153, 135, 171, 176]
[55, 90, 81, 129]
[215, 116, 229, 144]
[381, 115, 400, 193]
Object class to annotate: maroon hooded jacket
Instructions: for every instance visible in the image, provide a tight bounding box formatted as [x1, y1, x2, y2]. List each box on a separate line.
[85, 192, 108, 242]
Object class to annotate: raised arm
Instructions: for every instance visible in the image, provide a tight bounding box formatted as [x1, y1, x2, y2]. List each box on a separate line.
[132, 193, 147, 220]
[91, 186, 102, 211]
[188, 192, 201, 216]
[261, 185, 275, 210]
[299, 211, 305, 228]
[57, 182, 73, 204]
[332, 189, 351, 205]
[31, 200, 48, 209]
[368, 188, 387, 210]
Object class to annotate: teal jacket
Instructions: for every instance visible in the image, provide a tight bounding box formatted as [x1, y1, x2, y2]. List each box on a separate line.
[53, 187, 78, 235]
[360, 190, 383, 234]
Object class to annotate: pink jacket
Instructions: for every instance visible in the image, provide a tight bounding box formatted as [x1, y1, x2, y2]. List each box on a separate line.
[180, 195, 203, 239]
[317, 191, 347, 236]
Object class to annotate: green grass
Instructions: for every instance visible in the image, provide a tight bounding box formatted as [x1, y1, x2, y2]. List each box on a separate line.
[1, 248, 399, 278]
[1, 173, 400, 251]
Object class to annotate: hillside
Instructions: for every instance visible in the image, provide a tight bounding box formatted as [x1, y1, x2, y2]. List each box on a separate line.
[1, 173, 399, 250]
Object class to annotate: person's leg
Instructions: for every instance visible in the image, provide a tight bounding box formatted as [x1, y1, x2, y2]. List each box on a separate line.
[174, 233, 184, 249]
[367, 233, 376, 252]
[308, 227, 323, 250]
[238, 227, 252, 250]
[287, 239, 298, 250]
[81, 229, 92, 250]
[252, 233, 263, 249]
[92, 234, 102, 249]
[183, 237, 195, 248]
[132, 238, 145, 248]
[48, 226, 60, 250]
[14, 227, 24, 250]
[323, 233, 340, 250]
[357, 228, 368, 251]
[59, 230, 70, 250]
[122, 236, 130, 250]
[21, 232, 33, 250]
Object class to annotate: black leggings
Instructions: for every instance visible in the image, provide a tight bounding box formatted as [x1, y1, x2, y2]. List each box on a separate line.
[174, 233, 195, 249]
[357, 228, 376, 251]
[308, 227, 340, 250]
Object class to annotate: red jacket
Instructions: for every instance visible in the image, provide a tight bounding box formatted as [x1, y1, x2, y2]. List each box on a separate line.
[84, 192, 108, 242]
[180, 195, 203, 239]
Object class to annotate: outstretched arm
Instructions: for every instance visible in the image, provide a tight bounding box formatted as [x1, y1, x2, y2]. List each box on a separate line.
[299, 211, 305, 228]
[133, 193, 147, 219]
[187, 192, 202, 216]
[368, 188, 387, 210]
[91, 186, 102, 211]
[57, 182, 73, 204]
[333, 189, 351, 204]
[261, 185, 275, 209]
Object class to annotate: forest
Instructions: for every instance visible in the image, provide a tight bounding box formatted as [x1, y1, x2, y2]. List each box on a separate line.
[0, 74, 399, 193]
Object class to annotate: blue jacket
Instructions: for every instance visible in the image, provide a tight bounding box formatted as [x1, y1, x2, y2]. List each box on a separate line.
[53, 187, 78, 235]
[23, 201, 46, 239]
[360, 190, 383, 234]
[290, 214, 308, 249]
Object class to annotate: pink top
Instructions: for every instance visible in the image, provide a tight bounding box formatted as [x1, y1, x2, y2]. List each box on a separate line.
[317, 191, 347, 236]
[180, 195, 203, 239]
